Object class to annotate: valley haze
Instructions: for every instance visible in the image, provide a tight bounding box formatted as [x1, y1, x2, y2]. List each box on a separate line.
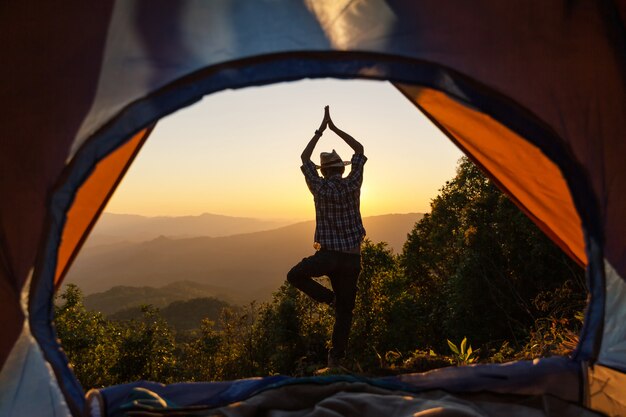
[66, 212, 423, 307]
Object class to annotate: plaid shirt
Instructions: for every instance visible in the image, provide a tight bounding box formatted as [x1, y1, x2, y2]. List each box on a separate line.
[301, 153, 367, 251]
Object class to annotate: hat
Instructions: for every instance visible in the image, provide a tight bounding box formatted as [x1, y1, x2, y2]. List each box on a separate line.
[316, 150, 351, 169]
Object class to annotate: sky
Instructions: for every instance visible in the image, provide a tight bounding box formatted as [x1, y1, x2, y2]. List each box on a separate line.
[104, 79, 463, 221]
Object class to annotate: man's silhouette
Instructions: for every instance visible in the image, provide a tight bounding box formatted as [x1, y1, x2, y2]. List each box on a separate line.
[287, 106, 366, 368]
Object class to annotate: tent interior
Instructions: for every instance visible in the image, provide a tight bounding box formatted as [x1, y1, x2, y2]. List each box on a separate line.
[1, 1, 625, 417]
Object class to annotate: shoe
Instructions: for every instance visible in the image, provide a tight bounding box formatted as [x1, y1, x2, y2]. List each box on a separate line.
[313, 353, 350, 376]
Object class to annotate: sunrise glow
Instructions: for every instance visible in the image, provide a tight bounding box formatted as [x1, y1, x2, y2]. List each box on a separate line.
[104, 79, 463, 220]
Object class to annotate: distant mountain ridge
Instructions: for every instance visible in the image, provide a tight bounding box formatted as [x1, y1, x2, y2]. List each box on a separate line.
[83, 281, 234, 314]
[85, 212, 293, 247]
[67, 213, 424, 304]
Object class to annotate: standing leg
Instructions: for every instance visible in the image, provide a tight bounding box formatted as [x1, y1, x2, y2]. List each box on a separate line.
[328, 253, 361, 364]
[287, 250, 336, 305]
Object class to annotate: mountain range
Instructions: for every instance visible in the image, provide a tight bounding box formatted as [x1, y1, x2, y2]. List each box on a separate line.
[66, 212, 423, 305]
[84, 212, 292, 247]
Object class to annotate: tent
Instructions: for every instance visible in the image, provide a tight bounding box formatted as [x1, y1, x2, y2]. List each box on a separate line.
[1, 1, 624, 416]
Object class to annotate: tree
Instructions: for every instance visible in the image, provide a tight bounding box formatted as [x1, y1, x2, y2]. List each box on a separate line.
[350, 240, 398, 368]
[177, 318, 222, 381]
[54, 284, 119, 388]
[401, 157, 585, 352]
[251, 284, 332, 375]
[112, 305, 176, 383]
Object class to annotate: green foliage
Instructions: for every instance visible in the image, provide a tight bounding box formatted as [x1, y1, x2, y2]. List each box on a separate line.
[54, 284, 119, 388]
[350, 240, 398, 369]
[400, 349, 452, 373]
[177, 319, 221, 381]
[401, 157, 585, 352]
[251, 284, 333, 375]
[517, 281, 585, 359]
[110, 297, 229, 331]
[111, 305, 176, 383]
[487, 341, 516, 364]
[212, 304, 261, 379]
[446, 337, 479, 365]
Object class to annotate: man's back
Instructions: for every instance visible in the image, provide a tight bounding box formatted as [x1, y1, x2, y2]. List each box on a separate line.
[301, 153, 367, 252]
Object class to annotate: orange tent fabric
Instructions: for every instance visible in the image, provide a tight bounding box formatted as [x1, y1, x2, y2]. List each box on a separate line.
[395, 85, 586, 266]
[54, 128, 152, 287]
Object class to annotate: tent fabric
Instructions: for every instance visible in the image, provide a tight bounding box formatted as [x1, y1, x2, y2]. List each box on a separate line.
[181, 388, 601, 417]
[0, 325, 70, 417]
[587, 363, 626, 417]
[54, 128, 152, 286]
[598, 260, 626, 369]
[391, 356, 581, 402]
[93, 377, 601, 417]
[91, 376, 290, 416]
[0, 280, 70, 417]
[0, 0, 115, 371]
[394, 84, 586, 267]
[1, 1, 625, 416]
[91, 357, 580, 416]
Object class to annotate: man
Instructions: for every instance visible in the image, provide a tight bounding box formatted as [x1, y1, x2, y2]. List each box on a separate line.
[287, 106, 366, 368]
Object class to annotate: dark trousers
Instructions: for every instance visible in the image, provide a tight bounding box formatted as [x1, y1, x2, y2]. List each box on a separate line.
[287, 249, 361, 360]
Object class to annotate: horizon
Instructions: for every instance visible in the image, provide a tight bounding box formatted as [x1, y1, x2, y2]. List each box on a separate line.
[102, 78, 463, 219]
[100, 209, 426, 223]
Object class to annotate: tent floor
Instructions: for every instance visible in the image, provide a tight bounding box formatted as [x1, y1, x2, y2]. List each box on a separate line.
[85, 357, 598, 417]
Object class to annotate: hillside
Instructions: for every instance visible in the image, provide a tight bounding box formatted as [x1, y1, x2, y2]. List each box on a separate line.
[108, 297, 230, 331]
[66, 213, 423, 303]
[83, 281, 235, 314]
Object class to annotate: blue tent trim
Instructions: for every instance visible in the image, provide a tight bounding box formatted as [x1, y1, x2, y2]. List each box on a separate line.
[29, 51, 605, 413]
[93, 356, 581, 416]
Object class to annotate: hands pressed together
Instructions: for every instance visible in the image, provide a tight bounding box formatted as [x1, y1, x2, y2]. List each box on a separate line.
[317, 105, 335, 135]
[303, 105, 363, 163]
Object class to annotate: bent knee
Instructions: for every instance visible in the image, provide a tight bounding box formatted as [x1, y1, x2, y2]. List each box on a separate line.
[287, 267, 300, 284]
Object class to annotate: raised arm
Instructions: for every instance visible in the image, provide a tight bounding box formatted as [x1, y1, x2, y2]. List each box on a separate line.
[301, 106, 330, 163]
[327, 113, 364, 155]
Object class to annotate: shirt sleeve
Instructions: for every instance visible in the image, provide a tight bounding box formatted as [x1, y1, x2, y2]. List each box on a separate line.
[301, 160, 323, 194]
[344, 153, 367, 190]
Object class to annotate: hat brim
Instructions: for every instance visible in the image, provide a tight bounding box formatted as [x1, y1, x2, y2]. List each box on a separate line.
[316, 161, 351, 169]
